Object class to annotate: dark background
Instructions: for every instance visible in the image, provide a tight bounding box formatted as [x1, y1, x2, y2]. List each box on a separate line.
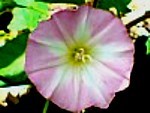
[0, 12, 150, 113]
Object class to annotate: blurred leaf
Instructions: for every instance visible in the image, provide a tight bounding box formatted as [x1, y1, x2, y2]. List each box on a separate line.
[35, 0, 85, 5]
[146, 37, 150, 55]
[0, 32, 28, 68]
[0, 80, 7, 87]
[0, 0, 16, 11]
[0, 1, 2, 10]
[14, 0, 34, 6]
[97, 0, 131, 16]
[8, 2, 49, 31]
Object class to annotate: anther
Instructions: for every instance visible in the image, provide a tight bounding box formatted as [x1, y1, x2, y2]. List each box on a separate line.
[74, 48, 91, 63]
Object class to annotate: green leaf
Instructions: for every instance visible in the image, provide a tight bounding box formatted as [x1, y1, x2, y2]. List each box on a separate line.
[0, 53, 25, 76]
[0, 80, 7, 87]
[146, 38, 150, 55]
[0, 1, 3, 10]
[0, 0, 16, 11]
[0, 72, 28, 87]
[0, 49, 28, 87]
[14, 0, 35, 6]
[35, 0, 85, 5]
[8, 8, 39, 31]
[97, 0, 131, 16]
[29, 2, 48, 12]
[0, 32, 29, 68]
[28, 2, 49, 21]
[8, 2, 49, 31]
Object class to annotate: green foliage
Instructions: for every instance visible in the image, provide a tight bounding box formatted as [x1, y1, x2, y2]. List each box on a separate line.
[97, 0, 131, 16]
[0, 53, 25, 75]
[14, 0, 34, 6]
[0, 80, 7, 86]
[8, 8, 42, 31]
[0, 32, 29, 87]
[8, 1, 49, 31]
[35, 0, 85, 4]
[146, 37, 150, 55]
[0, 72, 27, 87]
[0, 32, 28, 68]
[29, 2, 49, 21]
[0, 0, 16, 11]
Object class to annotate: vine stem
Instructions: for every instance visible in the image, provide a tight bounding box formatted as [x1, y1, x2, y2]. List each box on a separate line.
[125, 11, 150, 29]
[93, 0, 98, 7]
[42, 100, 49, 113]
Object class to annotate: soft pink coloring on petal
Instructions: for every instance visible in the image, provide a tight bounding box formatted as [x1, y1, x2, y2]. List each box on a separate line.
[25, 6, 134, 112]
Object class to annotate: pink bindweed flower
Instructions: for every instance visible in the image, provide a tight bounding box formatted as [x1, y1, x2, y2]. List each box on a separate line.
[25, 6, 134, 112]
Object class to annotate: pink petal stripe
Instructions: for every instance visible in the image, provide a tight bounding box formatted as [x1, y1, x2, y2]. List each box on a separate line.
[29, 18, 70, 47]
[25, 39, 66, 73]
[85, 7, 115, 38]
[89, 17, 132, 48]
[28, 66, 64, 98]
[50, 66, 81, 111]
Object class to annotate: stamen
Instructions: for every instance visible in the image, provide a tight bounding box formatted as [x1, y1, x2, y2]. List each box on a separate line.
[82, 54, 92, 63]
[74, 48, 91, 63]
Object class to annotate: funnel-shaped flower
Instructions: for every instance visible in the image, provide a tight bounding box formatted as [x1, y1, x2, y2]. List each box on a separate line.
[25, 6, 134, 112]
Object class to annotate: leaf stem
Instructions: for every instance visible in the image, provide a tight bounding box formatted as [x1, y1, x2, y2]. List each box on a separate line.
[93, 0, 98, 7]
[42, 100, 49, 113]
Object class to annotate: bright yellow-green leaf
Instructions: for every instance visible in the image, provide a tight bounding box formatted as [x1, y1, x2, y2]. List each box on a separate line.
[14, 0, 34, 6]
[8, 2, 50, 31]
[146, 38, 150, 55]
[0, 32, 28, 87]
[0, 53, 25, 76]
[28, 2, 49, 21]
[8, 8, 40, 31]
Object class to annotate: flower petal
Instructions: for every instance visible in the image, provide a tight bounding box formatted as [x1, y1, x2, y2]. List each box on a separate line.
[89, 17, 133, 50]
[49, 62, 121, 111]
[51, 6, 92, 43]
[71, 59, 131, 110]
[50, 66, 81, 112]
[25, 39, 67, 73]
[92, 43, 134, 91]
[85, 7, 115, 38]
[25, 5, 134, 112]
[29, 18, 70, 47]
[78, 65, 116, 109]
[91, 40, 134, 92]
[28, 65, 66, 99]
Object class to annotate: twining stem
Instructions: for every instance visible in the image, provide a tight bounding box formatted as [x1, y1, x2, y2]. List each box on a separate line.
[93, 0, 98, 7]
[42, 100, 49, 113]
[126, 11, 150, 29]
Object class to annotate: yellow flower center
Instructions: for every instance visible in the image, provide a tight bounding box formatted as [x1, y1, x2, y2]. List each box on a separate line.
[74, 48, 91, 63]
[67, 45, 92, 66]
